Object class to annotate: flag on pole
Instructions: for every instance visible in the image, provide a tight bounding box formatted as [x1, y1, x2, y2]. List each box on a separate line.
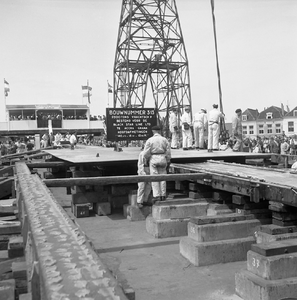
[82, 82, 92, 104]
[108, 82, 113, 93]
[4, 79, 10, 97]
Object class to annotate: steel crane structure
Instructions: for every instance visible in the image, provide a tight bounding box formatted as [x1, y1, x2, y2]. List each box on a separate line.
[113, 0, 192, 130]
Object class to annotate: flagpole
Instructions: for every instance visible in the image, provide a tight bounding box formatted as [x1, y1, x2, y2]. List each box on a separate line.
[107, 80, 110, 108]
[4, 78, 7, 122]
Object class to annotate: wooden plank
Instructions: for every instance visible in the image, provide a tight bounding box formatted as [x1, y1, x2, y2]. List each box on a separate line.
[190, 213, 254, 225]
[260, 224, 297, 235]
[44, 172, 210, 187]
[251, 238, 297, 256]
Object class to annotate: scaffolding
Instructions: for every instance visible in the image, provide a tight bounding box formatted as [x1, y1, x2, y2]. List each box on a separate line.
[113, 0, 192, 134]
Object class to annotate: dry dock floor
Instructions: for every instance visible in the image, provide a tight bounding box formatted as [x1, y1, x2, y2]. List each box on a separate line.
[51, 187, 243, 300]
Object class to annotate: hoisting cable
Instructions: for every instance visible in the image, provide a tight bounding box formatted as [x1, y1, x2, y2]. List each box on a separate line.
[210, 0, 229, 142]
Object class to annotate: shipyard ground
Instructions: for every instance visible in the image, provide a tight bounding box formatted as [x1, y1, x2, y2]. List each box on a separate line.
[51, 187, 243, 300]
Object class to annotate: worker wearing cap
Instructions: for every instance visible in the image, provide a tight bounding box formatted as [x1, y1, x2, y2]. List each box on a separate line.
[169, 108, 179, 149]
[181, 106, 193, 150]
[208, 104, 225, 152]
[193, 108, 207, 150]
[143, 125, 171, 201]
[232, 108, 243, 152]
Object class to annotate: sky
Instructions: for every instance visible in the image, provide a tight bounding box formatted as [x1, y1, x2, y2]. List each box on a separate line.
[0, 0, 297, 123]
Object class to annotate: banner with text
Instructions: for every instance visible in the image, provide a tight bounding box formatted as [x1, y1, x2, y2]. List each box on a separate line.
[106, 108, 157, 141]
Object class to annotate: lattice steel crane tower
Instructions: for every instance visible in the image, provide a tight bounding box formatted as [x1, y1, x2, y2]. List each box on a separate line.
[113, 0, 192, 131]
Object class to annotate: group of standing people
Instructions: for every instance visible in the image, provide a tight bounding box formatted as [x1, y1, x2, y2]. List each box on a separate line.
[169, 104, 243, 152]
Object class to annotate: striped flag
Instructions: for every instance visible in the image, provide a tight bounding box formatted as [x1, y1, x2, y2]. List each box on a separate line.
[4, 79, 10, 97]
[82, 82, 92, 103]
[108, 82, 113, 93]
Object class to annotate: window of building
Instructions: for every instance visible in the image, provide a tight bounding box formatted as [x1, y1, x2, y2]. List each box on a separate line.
[242, 115, 247, 121]
[249, 125, 254, 135]
[275, 123, 281, 133]
[242, 125, 247, 135]
[266, 112, 273, 119]
[259, 129, 264, 134]
[267, 124, 272, 134]
[258, 124, 264, 134]
[294, 110, 297, 117]
[288, 121, 294, 132]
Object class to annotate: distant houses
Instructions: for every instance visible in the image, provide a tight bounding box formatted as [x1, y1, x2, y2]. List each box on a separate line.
[241, 105, 297, 138]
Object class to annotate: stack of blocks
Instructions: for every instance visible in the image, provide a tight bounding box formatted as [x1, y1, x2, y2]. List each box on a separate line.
[71, 170, 111, 218]
[108, 184, 137, 210]
[235, 238, 297, 300]
[123, 190, 152, 221]
[146, 181, 209, 238]
[233, 194, 271, 224]
[180, 213, 260, 266]
[269, 201, 297, 227]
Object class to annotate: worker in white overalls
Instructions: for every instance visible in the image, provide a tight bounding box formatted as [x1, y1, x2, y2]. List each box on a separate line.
[207, 104, 225, 152]
[193, 108, 207, 150]
[169, 108, 178, 149]
[136, 147, 152, 208]
[181, 106, 193, 150]
[143, 125, 171, 202]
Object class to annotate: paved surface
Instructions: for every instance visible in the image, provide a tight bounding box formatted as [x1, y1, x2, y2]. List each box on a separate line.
[50, 187, 244, 300]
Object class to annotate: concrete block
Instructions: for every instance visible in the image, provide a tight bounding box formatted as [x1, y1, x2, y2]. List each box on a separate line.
[72, 203, 89, 218]
[123, 204, 129, 218]
[232, 195, 250, 205]
[189, 191, 213, 200]
[213, 191, 232, 203]
[146, 216, 190, 238]
[8, 236, 24, 258]
[175, 181, 188, 191]
[126, 205, 152, 221]
[43, 172, 54, 179]
[247, 250, 297, 280]
[166, 192, 189, 200]
[12, 261, 27, 280]
[207, 203, 234, 216]
[0, 222, 21, 235]
[128, 191, 138, 206]
[0, 279, 15, 300]
[188, 219, 261, 242]
[152, 202, 208, 220]
[71, 185, 86, 194]
[108, 195, 129, 209]
[95, 202, 111, 216]
[235, 269, 297, 300]
[72, 192, 101, 204]
[180, 236, 255, 267]
[19, 293, 32, 300]
[111, 184, 137, 196]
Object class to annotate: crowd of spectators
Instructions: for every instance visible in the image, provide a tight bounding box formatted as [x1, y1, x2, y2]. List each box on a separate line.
[9, 113, 105, 121]
[9, 114, 36, 120]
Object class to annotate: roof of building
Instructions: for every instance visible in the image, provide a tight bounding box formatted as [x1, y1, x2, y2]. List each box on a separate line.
[257, 106, 284, 120]
[284, 106, 297, 117]
[6, 104, 89, 110]
[242, 108, 259, 121]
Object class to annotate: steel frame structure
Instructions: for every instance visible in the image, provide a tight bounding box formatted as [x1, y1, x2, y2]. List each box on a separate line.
[113, 0, 192, 128]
